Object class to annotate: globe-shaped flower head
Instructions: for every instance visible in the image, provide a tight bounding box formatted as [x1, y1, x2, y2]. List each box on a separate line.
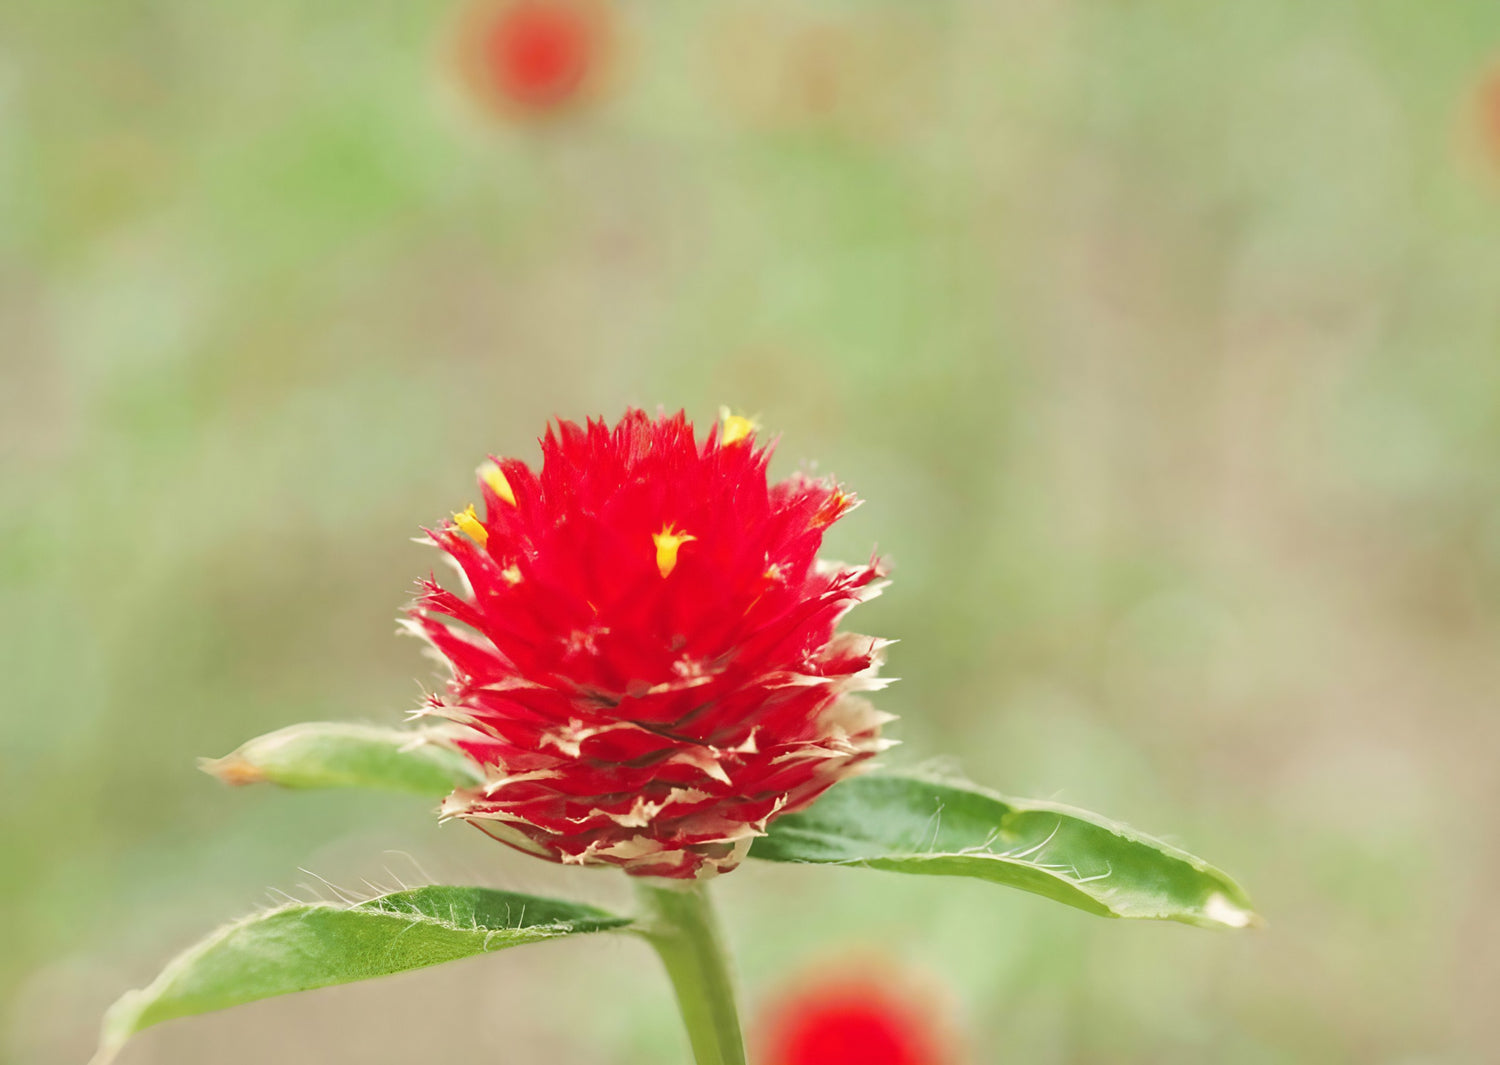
[407, 409, 893, 878]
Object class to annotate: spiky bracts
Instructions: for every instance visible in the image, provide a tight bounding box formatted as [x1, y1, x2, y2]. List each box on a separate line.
[406, 409, 893, 878]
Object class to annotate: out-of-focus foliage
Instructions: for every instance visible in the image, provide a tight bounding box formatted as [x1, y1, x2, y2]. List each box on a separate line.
[4, 0, 1499, 1062]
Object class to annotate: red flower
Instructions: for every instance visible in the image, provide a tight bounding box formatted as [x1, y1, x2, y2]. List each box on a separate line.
[407, 409, 893, 878]
[457, 0, 610, 117]
[760, 968, 955, 1065]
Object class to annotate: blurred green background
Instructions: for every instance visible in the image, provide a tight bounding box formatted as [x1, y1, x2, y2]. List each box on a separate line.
[5, 0, 1500, 1061]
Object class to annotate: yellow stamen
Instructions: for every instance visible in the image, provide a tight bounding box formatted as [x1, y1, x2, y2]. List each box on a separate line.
[479, 461, 517, 506]
[717, 406, 758, 447]
[653, 524, 697, 578]
[811, 488, 854, 529]
[453, 504, 488, 546]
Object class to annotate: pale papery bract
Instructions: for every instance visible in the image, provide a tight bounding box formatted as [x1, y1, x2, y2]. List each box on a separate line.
[406, 409, 894, 878]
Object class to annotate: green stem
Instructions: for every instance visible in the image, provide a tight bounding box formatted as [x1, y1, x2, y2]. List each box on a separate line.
[633, 879, 748, 1065]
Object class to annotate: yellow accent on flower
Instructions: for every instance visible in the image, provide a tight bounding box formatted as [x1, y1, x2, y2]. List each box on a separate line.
[500, 563, 523, 585]
[479, 461, 517, 506]
[653, 524, 697, 578]
[811, 488, 854, 529]
[717, 407, 758, 447]
[453, 504, 488, 546]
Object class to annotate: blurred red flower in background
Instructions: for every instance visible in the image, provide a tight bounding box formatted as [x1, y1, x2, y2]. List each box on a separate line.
[407, 410, 893, 878]
[1476, 62, 1500, 172]
[456, 0, 611, 117]
[759, 965, 958, 1065]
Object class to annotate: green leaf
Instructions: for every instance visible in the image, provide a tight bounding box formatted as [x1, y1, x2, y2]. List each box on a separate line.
[751, 773, 1259, 929]
[200, 722, 484, 795]
[94, 885, 631, 1064]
